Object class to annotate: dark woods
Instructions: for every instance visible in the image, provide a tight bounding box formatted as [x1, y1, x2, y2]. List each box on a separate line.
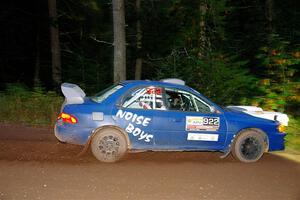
[0, 0, 299, 114]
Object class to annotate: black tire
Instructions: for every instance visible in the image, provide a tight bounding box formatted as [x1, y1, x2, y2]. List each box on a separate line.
[91, 128, 127, 163]
[232, 130, 265, 163]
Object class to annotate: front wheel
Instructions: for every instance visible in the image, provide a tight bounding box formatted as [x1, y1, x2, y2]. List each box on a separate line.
[91, 128, 127, 163]
[232, 130, 265, 163]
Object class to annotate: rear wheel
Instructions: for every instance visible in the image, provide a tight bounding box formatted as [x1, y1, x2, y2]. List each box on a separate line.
[91, 128, 127, 163]
[232, 130, 265, 163]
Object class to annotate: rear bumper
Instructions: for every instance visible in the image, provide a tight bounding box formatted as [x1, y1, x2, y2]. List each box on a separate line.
[54, 121, 92, 146]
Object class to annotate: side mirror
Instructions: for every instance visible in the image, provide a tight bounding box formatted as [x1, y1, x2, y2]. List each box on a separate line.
[210, 106, 215, 112]
[211, 106, 221, 114]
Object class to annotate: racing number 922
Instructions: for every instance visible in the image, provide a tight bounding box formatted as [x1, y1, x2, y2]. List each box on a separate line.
[203, 117, 219, 126]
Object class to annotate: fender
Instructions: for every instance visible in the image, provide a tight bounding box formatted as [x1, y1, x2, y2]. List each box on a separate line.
[220, 128, 269, 159]
[77, 125, 131, 157]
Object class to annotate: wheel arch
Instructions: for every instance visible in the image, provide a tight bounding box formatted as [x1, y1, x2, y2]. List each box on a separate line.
[92, 125, 131, 147]
[233, 128, 269, 152]
[78, 125, 131, 156]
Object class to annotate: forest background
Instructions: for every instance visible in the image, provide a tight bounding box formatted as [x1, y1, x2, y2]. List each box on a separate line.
[0, 0, 299, 151]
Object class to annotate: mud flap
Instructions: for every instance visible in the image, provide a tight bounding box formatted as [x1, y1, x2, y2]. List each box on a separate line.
[76, 139, 91, 157]
[220, 150, 231, 159]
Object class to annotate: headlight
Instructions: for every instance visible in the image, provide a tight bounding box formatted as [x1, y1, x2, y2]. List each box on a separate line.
[277, 124, 286, 133]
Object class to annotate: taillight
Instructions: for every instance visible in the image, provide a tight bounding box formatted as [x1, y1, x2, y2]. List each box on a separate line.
[58, 112, 78, 124]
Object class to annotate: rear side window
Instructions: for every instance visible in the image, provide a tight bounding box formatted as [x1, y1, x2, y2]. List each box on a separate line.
[122, 86, 166, 110]
[92, 84, 123, 103]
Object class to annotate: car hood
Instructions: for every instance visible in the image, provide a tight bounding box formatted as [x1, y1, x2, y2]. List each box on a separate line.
[226, 106, 288, 126]
[224, 108, 277, 125]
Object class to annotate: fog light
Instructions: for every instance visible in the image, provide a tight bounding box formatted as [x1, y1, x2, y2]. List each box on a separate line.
[277, 124, 286, 133]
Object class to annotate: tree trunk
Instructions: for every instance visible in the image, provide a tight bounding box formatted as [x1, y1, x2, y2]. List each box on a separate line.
[265, 0, 274, 53]
[48, 0, 62, 87]
[198, 2, 210, 57]
[199, 2, 206, 55]
[113, 0, 126, 83]
[34, 1, 41, 87]
[34, 24, 40, 87]
[135, 0, 142, 80]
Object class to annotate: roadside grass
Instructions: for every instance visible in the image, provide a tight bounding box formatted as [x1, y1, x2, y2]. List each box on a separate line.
[0, 85, 63, 126]
[285, 116, 300, 153]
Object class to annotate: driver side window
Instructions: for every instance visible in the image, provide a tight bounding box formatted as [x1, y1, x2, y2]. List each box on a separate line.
[165, 88, 212, 113]
[165, 89, 196, 112]
[193, 97, 212, 113]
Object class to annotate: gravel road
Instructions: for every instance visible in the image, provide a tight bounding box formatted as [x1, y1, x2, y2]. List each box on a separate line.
[0, 124, 299, 200]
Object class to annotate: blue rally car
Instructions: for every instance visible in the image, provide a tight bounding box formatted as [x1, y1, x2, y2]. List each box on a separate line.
[55, 79, 286, 163]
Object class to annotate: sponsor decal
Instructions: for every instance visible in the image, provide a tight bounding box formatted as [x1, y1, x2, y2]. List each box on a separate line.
[146, 87, 162, 95]
[116, 110, 153, 142]
[187, 133, 219, 141]
[186, 116, 220, 131]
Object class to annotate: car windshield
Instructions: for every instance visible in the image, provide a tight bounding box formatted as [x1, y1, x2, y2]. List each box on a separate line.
[91, 84, 123, 103]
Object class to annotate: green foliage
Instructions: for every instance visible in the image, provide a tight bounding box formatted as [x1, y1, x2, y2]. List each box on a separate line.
[144, 0, 258, 106]
[62, 50, 112, 95]
[155, 49, 255, 105]
[254, 36, 300, 113]
[0, 84, 63, 126]
[59, 0, 113, 92]
[285, 117, 300, 152]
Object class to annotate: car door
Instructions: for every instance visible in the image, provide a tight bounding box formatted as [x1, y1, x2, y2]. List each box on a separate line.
[112, 86, 165, 150]
[153, 87, 227, 151]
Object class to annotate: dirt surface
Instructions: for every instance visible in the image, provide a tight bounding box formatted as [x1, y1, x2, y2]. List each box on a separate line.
[0, 124, 299, 200]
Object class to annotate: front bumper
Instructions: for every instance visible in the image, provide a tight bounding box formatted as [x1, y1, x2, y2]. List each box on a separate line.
[268, 132, 286, 151]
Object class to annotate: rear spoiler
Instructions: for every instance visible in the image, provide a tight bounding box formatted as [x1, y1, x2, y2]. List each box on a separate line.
[61, 83, 86, 104]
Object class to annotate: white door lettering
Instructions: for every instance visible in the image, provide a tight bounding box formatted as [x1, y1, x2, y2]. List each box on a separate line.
[117, 110, 154, 143]
[116, 109, 126, 118]
[125, 123, 135, 133]
[132, 127, 141, 136]
[145, 135, 153, 142]
[138, 131, 148, 140]
[124, 112, 133, 121]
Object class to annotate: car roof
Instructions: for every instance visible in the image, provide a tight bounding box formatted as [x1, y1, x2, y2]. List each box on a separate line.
[120, 80, 192, 91]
